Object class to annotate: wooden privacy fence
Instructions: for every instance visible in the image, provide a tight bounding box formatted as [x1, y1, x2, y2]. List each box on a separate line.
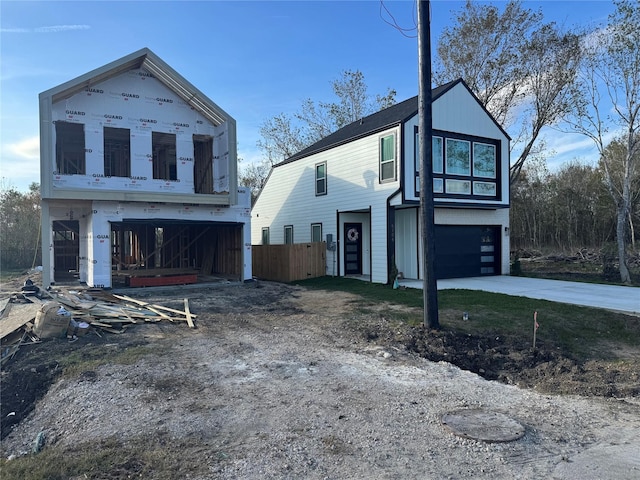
[252, 242, 326, 283]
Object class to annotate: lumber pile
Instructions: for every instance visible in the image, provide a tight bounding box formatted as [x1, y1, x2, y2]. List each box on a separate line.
[1, 280, 196, 365]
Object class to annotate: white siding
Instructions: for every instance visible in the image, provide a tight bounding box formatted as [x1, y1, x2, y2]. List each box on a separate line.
[252, 126, 401, 280]
[403, 82, 510, 207]
[395, 208, 418, 279]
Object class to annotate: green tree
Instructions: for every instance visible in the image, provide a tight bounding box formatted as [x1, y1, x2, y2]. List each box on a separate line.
[0, 183, 41, 271]
[435, 0, 582, 183]
[565, 0, 640, 283]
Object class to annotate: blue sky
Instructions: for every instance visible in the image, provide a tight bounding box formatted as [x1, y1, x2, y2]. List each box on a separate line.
[1, 0, 614, 192]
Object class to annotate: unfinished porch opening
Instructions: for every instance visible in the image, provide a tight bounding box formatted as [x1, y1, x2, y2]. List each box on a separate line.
[111, 220, 243, 287]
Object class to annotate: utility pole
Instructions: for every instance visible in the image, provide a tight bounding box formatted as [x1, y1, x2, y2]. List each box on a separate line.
[417, 0, 440, 329]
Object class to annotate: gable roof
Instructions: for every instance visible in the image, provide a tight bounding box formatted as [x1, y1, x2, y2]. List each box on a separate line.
[279, 78, 509, 166]
[39, 47, 233, 127]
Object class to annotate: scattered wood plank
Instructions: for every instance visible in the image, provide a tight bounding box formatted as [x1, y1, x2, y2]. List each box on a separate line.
[0, 303, 40, 340]
[184, 298, 195, 328]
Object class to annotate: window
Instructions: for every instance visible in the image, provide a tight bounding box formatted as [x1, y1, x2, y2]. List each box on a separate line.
[379, 134, 396, 182]
[152, 132, 177, 180]
[55, 121, 85, 174]
[315, 162, 327, 195]
[432, 136, 443, 173]
[414, 129, 500, 199]
[414, 133, 443, 173]
[284, 225, 294, 244]
[104, 127, 130, 177]
[311, 223, 322, 242]
[446, 138, 471, 175]
[473, 143, 496, 178]
[262, 227, 270, 245]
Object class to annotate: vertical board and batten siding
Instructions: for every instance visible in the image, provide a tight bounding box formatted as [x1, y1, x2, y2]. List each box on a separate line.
[403, 82, 510, 206]
[395, 208, 419, 279]
[252, 126, 401, 282]
[252, 242, 326, 283]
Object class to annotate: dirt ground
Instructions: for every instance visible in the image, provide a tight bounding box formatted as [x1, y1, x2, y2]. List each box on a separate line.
[1, 278, 639, 479]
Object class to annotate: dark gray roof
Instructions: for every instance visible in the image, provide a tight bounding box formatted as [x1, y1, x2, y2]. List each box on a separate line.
[278, 79, 460, 166]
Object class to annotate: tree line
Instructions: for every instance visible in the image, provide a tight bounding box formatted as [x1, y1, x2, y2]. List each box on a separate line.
[510, 144, 639, 253]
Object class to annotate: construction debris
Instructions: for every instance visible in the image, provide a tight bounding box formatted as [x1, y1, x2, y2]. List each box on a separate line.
[1, 279, 197, 365]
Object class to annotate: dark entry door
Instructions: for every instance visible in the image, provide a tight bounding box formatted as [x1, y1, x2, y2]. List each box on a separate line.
[344, 223, 362, 275]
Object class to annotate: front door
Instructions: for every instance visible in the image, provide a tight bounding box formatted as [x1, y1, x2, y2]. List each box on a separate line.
[344, 223, 362, 275]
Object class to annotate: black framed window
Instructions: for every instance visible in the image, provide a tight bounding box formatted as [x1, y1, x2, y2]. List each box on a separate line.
[414, 127, 500, 200]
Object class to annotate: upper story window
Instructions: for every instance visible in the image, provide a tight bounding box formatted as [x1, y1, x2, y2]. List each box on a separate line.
[262, 227, 270, 245]
[446, 138, 471, 175]
[104, 127, 131, 177]
[414, 128, 500, 200]
[315, 162, 327, 196]
[55, 121, 85, 175]
[379, 134, 396, 182]
[152, 132, 177, 180]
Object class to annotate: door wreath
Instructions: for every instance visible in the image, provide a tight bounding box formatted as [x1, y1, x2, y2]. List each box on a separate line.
[347, 228, 359, 242]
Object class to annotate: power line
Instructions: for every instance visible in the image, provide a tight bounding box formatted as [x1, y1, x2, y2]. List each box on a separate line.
[379, 0, 418, 38]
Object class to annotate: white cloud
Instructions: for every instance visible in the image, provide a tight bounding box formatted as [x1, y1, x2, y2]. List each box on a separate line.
[8, 136, 39, 159]
[35, 25, 90, 33]
[1, 25, 90, 34]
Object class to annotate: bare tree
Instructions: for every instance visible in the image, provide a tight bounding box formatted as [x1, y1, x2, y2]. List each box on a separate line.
[435, 0, 581, 184]
[257, 70, 396, 166]
[565, 0, 640, 283]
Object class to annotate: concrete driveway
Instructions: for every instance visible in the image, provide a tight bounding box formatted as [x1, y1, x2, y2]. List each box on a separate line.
[399, 276, 640, 316]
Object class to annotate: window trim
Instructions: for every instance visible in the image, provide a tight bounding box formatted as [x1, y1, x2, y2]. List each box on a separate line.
[311, 223, 322, 242]
[379, 133, 396, 182]
[284, 225, 294, 245]
[315, 162, 327, 196]
[261, 227, 270, 245]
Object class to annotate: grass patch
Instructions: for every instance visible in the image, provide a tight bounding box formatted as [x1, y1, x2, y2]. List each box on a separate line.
[1, 434, 213, 480]
[58, 343, 157, 378]
[296, 277, 640, 361]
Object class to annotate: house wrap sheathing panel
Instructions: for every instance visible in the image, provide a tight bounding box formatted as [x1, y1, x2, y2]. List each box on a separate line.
[47, 68, 230, 194]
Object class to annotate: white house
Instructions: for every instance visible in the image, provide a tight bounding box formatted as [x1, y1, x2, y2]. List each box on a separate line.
[39, 48, 252, 288]
[251, 79, 510, 284]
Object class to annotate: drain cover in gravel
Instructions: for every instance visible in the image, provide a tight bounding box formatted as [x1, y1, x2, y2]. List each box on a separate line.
[442, 409, 525, 443]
